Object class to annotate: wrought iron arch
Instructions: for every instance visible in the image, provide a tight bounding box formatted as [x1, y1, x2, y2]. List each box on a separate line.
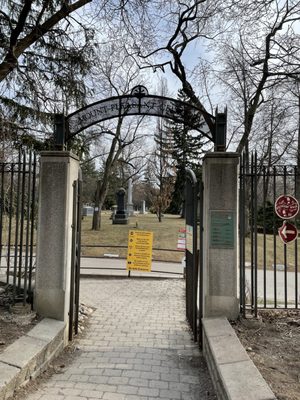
[54, 85, 227, 151]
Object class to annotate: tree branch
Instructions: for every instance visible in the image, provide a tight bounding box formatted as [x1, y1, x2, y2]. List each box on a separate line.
[0, 0, 92, 81]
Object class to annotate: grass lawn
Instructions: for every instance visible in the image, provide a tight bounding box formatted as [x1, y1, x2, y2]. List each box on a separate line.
[81, 212, 300, 268]
[81, 212, 186, 262]
[1, 211, 299, 268]
[244, 233, 299, 272]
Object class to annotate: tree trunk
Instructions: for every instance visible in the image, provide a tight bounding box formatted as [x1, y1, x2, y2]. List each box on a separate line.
[90, 118, 124, 231]
[92, 180, 102, 231]
[158, 206, 162, 222]
[92, 206, 102, 231]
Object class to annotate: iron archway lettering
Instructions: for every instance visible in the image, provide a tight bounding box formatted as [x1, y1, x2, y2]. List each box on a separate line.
[67, 93, 213, 140]
[54, 85, 226, 150]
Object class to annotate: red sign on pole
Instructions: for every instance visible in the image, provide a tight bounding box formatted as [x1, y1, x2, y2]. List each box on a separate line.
[278, 221, 298, 244]
[275, 195, 299, 219]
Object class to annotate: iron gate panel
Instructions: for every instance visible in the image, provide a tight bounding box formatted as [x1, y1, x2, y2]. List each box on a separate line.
[69, 172, 82, 341]
[239, 153, 300, 316]
[185, 169, 201, 342]
[0, 150, 38, 307]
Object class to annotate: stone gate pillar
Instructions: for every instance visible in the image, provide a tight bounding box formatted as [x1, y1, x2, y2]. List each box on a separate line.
[202, 152, 239, 319]
[34, 152, 79, 333]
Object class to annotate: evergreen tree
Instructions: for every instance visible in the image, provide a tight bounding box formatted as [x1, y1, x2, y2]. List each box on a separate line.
[80, 160, 98, 206]
[166, 90, 206, 215]
[149, 118, 175, 222]
[0, 0, 95, 145]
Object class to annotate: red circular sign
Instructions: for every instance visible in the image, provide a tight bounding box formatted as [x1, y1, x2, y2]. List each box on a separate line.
[275, 195, 299, 219]
[278, 221, 298, 244]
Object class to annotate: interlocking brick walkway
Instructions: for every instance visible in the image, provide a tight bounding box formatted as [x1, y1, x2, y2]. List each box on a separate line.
[25, 278, 216, 400]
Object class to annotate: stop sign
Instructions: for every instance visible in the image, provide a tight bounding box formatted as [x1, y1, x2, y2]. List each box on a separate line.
[278, 221, 298, 244]
[275, 195, 299, 219]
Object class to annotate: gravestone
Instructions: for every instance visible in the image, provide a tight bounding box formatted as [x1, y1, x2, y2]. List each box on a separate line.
[140, 200, 146, 214]
[110, 205, 117, 220]
[112, 188, 128, 225]
[127, 178, 134, 216]
[82, 205, 94, 217]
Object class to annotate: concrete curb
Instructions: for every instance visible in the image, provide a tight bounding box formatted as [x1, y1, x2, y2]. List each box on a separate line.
[0, 318, 65, 400]
[202, 317, 277, 400]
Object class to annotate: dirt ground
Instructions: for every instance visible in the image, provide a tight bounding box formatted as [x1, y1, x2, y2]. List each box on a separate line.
[0, 301, 93, 400]
[0, 282, 40, 352]
[0, 307, 40, 352]
[1, 304, 300, 400]
[232, 310, 300, 400]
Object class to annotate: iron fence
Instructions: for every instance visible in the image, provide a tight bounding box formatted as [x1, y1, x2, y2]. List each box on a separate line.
[0, 150, 38, 307]
[239, 153, 300, 316]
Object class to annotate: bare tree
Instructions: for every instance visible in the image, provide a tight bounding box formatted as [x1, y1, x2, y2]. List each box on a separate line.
[3, 0, 300, 155]
[114, 0, 300, 154]
[89, 116, 148, 230]
[217, 0, 300, 154]
[78, 32, 151, 230]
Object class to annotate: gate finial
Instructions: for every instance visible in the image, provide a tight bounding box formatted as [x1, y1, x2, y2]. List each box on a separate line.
[131, 85, 149, 97]
[214, 110, 227, 152]
[54, 113, 66, 149]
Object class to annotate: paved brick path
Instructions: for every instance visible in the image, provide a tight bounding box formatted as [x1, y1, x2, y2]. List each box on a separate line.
[25, 278, 216, 400]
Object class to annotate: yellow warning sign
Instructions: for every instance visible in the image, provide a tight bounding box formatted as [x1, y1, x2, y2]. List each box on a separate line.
[127, 230, 153, 272]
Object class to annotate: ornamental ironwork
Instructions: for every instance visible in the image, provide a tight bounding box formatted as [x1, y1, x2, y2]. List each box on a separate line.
[66, 85, 214, 141]
[54, 85, 226, 151]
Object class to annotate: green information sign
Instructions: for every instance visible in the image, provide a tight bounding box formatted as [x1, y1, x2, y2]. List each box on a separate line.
[210, 211, 234, 248]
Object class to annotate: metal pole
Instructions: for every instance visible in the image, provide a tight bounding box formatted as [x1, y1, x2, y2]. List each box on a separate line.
[23, 151, 32, 305]
[283, 166, 288, 308]
[17, 150, 26, 295]
[74, 171, 83, 335]
[69, 180, 78, 341]
[13, 150, 21, 302]
[28, 153, 37, 297]
[263, 166, 267, 308]
[254, 152, 258, 317]
[294, 167, 298, 309]
[273, 167, 277, 308]
[7, 163, 14, 284]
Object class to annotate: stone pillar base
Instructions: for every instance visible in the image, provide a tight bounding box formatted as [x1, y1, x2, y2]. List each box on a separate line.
[202, 152, 239, 320]
[35, 152, 79, 333]
[205, 296, 239, 320]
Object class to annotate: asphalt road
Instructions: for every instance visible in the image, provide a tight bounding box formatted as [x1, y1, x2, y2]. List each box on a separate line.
[80, 257, 184, 279]
[80, 257, 300, 306]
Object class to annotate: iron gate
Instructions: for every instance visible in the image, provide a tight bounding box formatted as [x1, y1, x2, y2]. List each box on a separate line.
[0, 150, 38, 307]
[185, 169, 203, 343]
[239, 153, 300, 316]
[69, 172, 83, 340]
